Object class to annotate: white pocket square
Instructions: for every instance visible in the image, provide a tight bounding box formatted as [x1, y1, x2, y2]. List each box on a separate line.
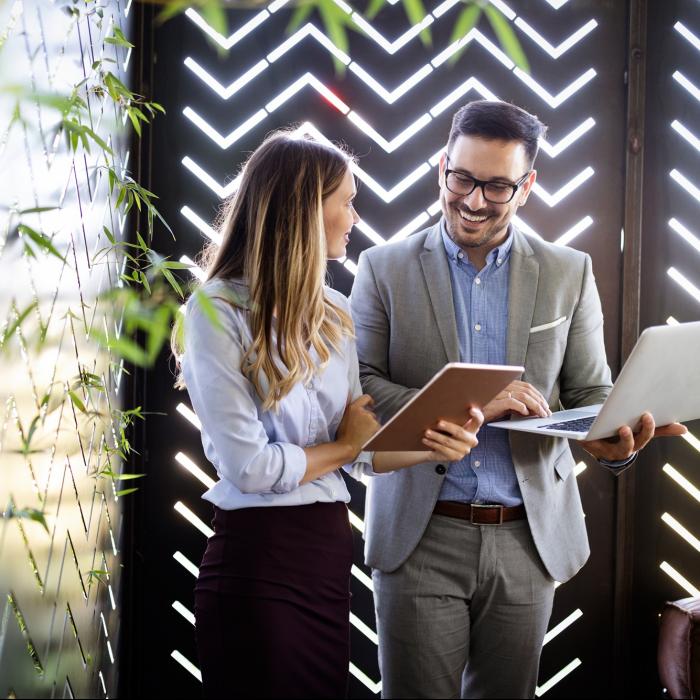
[529, 316, 567, 334]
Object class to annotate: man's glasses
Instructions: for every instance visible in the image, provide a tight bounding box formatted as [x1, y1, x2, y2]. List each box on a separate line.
[444, 158, 531, 204]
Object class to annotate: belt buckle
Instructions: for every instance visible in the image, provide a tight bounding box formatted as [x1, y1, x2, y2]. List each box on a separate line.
[470, 504, 503, 525]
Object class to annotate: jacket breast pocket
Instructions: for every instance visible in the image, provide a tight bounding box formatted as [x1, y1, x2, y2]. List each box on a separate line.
[527, 318, 570, 346]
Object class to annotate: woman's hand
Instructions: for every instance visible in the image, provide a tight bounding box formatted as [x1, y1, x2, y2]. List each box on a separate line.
[420, 408, 484, 461]
[336, 394, 381, 460]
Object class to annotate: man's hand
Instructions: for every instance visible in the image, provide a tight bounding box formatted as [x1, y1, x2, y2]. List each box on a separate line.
[482, 380, 552, 423]
[581, 412, 687, 462]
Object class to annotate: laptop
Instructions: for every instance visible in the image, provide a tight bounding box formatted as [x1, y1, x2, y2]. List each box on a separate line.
[489, 321, 700, 441]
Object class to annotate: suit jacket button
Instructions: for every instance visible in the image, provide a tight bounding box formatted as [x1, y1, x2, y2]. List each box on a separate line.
[435, 464, 446, 475]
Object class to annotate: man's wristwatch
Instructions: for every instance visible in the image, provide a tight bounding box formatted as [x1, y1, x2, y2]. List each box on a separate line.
[597, 451, 639, 471]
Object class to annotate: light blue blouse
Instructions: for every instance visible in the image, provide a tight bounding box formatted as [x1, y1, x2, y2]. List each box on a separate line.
[182, 278, 375, 510]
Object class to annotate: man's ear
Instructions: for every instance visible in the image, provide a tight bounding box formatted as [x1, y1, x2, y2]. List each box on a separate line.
[438, 151, 447, 186]
[518, 169, 537, 206]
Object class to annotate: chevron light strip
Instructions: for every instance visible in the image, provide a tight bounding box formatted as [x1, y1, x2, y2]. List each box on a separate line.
[174, 501, 214, 537]
[663, 463, 700, 502]
[669, 217, 700, 255]
[661, 512, 700, 552]
[184, 70, 595, 154]
[660, 561, 700, 597]
[673, 71, 700, 103]
[542, 609, 583, 646]
[671, 168, 700, 202]
[350, 612, 378, 645]
[176, 402, 202, 430]
[513, 67, 597, 108]
[535, 659, 581, 696]
[533, 167, 594, 207]
[171, 650, 202, 681]
[175, 452, 216, 489]
[173, 551, 199, 578]
[675, 21, 700, 53]
[173, 600, 196, 625]
[668, 267, 700, 304]
[181, 206, 221, 244]
[671, 120, 700, 152]
[515, 18, 597, 58]
[681, 429, 700, 454]
[350, 662, 382, 694]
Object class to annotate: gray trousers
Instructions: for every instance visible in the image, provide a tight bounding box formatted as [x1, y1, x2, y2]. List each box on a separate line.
[372, 513, 556, 699]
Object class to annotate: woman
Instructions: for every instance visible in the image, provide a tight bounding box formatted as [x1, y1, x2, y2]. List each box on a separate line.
[175, 130, 483, 698]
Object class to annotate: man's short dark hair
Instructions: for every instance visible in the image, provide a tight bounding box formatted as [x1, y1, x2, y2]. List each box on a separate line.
[447, 100, 548, 167]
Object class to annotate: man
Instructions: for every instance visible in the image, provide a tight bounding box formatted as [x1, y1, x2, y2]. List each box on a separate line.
[350, 100, 686, 698]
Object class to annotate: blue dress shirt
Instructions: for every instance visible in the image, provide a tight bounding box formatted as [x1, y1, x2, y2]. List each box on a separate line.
[437, 222, 524, 507]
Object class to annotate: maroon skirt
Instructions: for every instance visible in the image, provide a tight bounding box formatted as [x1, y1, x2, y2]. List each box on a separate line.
[194, 501, 353, 699]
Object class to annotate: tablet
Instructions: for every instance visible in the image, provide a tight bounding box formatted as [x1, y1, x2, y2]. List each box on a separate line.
[363, 362, 524, 451]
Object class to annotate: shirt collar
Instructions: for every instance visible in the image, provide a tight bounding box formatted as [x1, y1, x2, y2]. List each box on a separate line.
[440, 218, 514, 268]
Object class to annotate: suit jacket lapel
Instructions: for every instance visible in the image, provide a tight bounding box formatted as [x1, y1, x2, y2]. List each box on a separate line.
[507, 229, 539, 368]
[419, 225, 461, 363]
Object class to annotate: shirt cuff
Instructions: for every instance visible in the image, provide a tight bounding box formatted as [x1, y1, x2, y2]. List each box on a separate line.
[270, 443, 307, 493]
[597, 451, 638, 473]
[342, 450, 377, 478]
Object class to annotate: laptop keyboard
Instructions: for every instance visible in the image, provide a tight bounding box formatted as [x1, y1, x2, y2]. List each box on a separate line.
[542, 415, 596, 433]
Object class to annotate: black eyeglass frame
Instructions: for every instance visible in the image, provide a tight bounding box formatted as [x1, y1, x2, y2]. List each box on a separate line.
[443, 157, 532, 204]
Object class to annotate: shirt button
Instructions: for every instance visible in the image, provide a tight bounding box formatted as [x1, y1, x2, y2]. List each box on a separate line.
[475, 278, 481, 285]
[474, 460, 481, 467]
[435, 464, 446, 475]
[497, 258, 503, 265]
[474, 323, 482, 331]
[457, 252, 463, 259]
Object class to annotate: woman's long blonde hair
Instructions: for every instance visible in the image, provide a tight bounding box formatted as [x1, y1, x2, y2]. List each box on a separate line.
[175, 129, 355, 410]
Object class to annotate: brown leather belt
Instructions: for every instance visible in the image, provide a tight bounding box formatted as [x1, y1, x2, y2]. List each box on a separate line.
[433, 501, 526, 525]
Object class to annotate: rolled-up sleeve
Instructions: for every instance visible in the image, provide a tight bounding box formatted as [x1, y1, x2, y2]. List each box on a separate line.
[182, 298, 307, 494]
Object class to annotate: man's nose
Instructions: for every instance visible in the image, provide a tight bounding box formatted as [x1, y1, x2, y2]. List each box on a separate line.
[463, 185, 486, 210]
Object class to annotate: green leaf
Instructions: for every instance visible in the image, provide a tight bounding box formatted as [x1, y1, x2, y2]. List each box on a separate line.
[24, 415, 41, 450]
[18, 206, 59, 215]
[484, 4, 529, 73]
[199, 1, 228, 40]
[287, 1, 314, 32]
[161, 268, 184, 299]
[1, 300, 37, 348]
[18, 225, 67, 263]
[103, 226, 116, 245]
[68, 390, 87, 414]
[317, 2, 350, 75]
[105, 26, 135, 49]
[365, 0, 386, 20]
[193, 288, 224, 332]
[401, 0, 431, 47]
[146, 305, 171, 363]
[113, 473, 146, 481]
[160, 260, 192, 270]
[449, 4, 482, 63]
[90, 329, 150, 366]
[115, 487, 139, 497]
[139, 270, 151, 295]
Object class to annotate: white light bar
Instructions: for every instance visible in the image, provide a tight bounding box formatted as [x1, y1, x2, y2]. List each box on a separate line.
[184, 57, 268, 100]
[535, 658, 581, 696]
[175, 452, 216, 489]
[660, 561, 700, 597]
[183, 106, 267, 149]
[515, 18, 597, 59]
[671, 120, 700, 152]
[173, 551, 200, 578]
[350, 612, 378, 645]
[181, 206, 221, 245]
[351, 564, 373, 591]
[171, 650, 202, 682]
[348, 509, 364, 534]
[343, 259, 358, 276]
[180, 255, 205, 281]
[349, 662, 382, 694]
[544, 0, 570, 8]
[533, 167, 594, 207]
[173, 600, 196, 626]
[174, 501, 214, 538]
[429, 76, 498, 116]
[673, 71, 700, 103]
[668, 267, 700, 304]
[353, 162, 431, 203]
[682, 430, 700, 454]
[389, 212, 431, 242]
[663, 463, 700, 502]
[347, 111, 431, 153]
[574, 462, 587, 477]
[661, 512, 700, 552]
[675, 21, 700, 53]
[671, 168, 700, 203]
[554, 216, 593, 247]
[513, 67, 597, 108]
[348, 62, 433, 104]
[543, 608, 583, 646]
[352, 13, 434, 54]
[489, 0, 516, 21]
[669, 217, 700, 255]
[182, 156, 239, 199]
[185, 8, 268, 51]
[176, 402, 202, 430]
[354, 220, 387, 246]
[538, 118, 595, 158]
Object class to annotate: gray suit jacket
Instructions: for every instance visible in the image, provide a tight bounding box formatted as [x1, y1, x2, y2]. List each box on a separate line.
[350, 223, 613, 583]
